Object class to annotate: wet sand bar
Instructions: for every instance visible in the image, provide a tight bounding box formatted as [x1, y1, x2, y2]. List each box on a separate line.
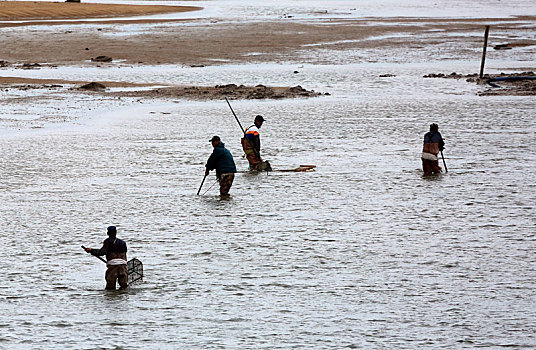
[0, 1, 201, 21]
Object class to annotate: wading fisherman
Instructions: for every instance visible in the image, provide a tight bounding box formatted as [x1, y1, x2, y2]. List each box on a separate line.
[85, 226, 128, 290]
[421, 123, 445, 175]
[242, 115, 270, 171]
[205, 135, 237, 196]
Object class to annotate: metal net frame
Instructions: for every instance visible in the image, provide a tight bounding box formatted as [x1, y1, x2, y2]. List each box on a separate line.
[127, 258, 143, 285]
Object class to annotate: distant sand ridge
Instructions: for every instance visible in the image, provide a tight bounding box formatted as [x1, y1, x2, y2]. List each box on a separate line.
[0, 1, 201, 20]
[0, 1, 534, 97]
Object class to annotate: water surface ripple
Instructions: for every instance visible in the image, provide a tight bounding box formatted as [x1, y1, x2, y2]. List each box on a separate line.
[1, 76, 535, 348]
[1, 2, 536, 346]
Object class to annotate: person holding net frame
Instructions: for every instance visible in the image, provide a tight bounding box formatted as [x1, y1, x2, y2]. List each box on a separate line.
[83, 226, 143, 289]
[84, 226, 128, 290]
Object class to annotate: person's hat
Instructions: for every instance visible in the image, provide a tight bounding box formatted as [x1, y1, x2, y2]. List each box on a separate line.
[255, 115, 265, 122]
[107, 226, 117, 235]
[209, 135, 221, 142]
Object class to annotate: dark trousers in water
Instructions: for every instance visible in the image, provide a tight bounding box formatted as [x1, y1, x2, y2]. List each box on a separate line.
[422, 158, 442, 175]
[246, 154, 263, 170]
[105, 265, 128, 290]
[219, 173, 235, 195]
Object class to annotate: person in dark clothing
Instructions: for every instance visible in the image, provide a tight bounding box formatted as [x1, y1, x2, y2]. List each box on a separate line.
[85, 226, 128, 290]
[421, 123, 445, 175]
[205, 135, 237, 196]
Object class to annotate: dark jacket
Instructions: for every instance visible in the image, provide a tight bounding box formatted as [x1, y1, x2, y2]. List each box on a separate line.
[206, 142, 237, 178]
[423, 131, 445, 151]
[90, 237, 127, 262]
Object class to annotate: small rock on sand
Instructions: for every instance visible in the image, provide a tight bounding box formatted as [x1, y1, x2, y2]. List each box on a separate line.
[79, 82, 106, 91]
[21, 63, 41, 69]
[493, 44, 512, 50]
[91, 56, 112, 62]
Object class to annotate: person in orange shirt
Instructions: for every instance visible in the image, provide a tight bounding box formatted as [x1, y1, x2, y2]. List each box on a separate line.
[241, 115, 271, 171]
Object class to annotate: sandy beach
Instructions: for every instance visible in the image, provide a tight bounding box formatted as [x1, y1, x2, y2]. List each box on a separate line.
[1, 0, 535, 105]
[0, 1, 201, 21]
[3, 16, 535, 66]
[0, 2, 533, 67]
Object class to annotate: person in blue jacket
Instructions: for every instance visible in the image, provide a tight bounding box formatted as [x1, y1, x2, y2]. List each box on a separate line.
[205, 135, 237, 196]
[421, 123, 445, 175]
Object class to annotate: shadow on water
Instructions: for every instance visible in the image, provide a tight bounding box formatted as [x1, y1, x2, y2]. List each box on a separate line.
[421, 172, 446, 181]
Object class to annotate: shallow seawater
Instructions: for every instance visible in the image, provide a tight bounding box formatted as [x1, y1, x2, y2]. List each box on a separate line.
[1, 60, 535, 348]
[1, 1, 536, 348]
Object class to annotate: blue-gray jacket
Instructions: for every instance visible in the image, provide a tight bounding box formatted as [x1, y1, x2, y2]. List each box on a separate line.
[424, 131, 445, 151]
[206, 142, 236, 178]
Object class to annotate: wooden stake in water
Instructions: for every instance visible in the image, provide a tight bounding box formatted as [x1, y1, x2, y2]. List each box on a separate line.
[225, 97, 261, 159]
[479, 25, 490, 79]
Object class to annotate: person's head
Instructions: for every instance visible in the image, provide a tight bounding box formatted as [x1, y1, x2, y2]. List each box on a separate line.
[255, 115, 264, 128]
[429, 123, 439, 132]
[107, 226, 117, 238]
[209, 135, 221, 147]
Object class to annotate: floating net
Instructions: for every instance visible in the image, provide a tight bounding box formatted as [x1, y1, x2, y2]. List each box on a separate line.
[127, 258, 143, 285]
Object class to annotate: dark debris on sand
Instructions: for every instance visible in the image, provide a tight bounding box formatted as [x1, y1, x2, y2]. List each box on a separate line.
[105, 84, 327, 100]
[79, 82, 107, 91]
[423, 71, 536, 96]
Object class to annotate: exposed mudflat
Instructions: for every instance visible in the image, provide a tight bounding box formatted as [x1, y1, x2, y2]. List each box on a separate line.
[103, 84, 325, 100]
[423, 71, 536, 95]
[0, 76, 323, 105]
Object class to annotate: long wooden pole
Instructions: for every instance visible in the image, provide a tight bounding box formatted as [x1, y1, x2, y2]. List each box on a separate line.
[82, 245, 106, 264]
[440, 151, 448, 173]
[197, 174, 207, 195]
[479, 25, 490, 79]
[225, 97, 261, 159]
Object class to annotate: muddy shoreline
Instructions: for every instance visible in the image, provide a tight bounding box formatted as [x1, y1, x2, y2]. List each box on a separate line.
[0, 76, 325, 101]
[1, 2, 535, 99]
[104, 84, 326, 100]
[2, 15, 536, 66]
[424, 71, 536, 96]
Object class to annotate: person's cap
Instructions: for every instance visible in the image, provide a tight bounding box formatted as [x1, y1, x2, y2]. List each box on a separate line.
[209, 135, 220, 142]
[107, 226, 117, 235]
[255, 115, 265, 122]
